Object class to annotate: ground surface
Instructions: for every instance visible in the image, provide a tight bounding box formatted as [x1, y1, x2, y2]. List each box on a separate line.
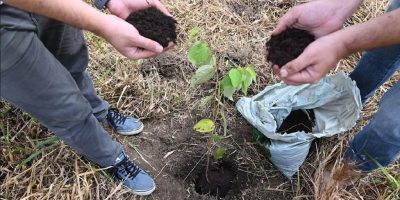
[1, 0, 399, 200]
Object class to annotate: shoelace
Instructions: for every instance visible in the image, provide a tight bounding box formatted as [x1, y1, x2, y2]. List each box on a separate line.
[107, 108, 128, 127]
[114, 157, 141, 179]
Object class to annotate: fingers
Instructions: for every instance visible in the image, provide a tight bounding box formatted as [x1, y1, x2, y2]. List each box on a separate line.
[272, 9, 298, 36]
[280, 50, 313, 78]
[134, 35, 164, 53]
[283, 69, 316, 84]
[127, 48, 159, 59]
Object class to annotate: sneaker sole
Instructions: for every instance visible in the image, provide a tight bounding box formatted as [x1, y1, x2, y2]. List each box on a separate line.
[117, 125, 144, 136]
[127, 183, 156, 196]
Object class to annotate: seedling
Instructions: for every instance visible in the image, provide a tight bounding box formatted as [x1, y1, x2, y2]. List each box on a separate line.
[188, 27, 256, 160]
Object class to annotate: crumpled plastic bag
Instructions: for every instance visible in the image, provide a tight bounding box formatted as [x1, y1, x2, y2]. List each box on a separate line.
[236, 72, 362, 178]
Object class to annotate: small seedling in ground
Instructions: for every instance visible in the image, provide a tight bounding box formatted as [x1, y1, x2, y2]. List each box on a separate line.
[188, 27, 256, 198]
[188, 27, 256, 159]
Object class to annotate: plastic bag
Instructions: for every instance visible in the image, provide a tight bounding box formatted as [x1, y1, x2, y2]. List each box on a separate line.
[236, 72, 362, 178]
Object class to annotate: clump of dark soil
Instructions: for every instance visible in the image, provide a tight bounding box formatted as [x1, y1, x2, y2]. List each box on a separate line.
[195, 160, 237, 198]
[277, 109, 315, 133]
[266, 28, 315, 67]
[126, 7, 177, 47]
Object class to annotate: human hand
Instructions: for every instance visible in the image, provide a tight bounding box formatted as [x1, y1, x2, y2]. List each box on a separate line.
[272, 0, 361, 38]
[274, 34, 348, 85]
[99, 14, 164, 59]
[107, 0, 172, 19]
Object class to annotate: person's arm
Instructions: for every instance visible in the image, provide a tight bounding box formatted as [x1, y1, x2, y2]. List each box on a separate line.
[278, 8, 400, 85]
[4, 0, 164, 59]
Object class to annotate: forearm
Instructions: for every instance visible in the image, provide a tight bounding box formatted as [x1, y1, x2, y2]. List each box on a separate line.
[4, 0, 108, 36]
[334, 8, 400, 57]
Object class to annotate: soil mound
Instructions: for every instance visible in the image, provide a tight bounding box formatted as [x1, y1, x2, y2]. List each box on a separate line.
[266, 28, 315, 67]
[126, 7, 177, 47]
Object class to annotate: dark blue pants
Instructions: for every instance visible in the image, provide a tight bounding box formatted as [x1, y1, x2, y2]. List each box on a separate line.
[346, 0, 400, 172]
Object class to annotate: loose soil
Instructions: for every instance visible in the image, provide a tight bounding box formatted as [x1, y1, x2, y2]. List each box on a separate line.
[277, 109, 316, 133]
[126, 7, 177, 47]
[266, 28, 315, 67]
[195, 160, 237, 198]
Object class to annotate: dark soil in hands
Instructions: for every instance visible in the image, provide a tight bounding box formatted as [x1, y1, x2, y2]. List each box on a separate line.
[126, 7, 177, 47]
[266, 28, 315, 67]
[277, 109, 316, 133]
[195, 160, 237, 198]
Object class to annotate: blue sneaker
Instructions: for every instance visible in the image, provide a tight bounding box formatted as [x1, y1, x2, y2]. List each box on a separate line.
[110, 152, 156, 196]
[106, 108, 144, 135]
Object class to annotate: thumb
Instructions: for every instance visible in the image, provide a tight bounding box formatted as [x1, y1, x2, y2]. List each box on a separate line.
[135, 35, 163, 53]
[280, 56, 309, 78]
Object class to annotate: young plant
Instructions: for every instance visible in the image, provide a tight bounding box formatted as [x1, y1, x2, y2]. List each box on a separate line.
[188, 27, 257, 160]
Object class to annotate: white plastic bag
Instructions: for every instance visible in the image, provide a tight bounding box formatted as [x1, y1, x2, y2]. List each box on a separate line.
[236, 72, 362, 178]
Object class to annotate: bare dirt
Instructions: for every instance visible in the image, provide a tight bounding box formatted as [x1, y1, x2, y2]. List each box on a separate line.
[118, 116, 294, 200]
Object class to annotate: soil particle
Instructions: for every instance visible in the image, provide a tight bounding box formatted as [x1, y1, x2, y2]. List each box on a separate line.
[266, 28, 315, 67]
[126, 7, 177, 47]
[277, 109, 315, 133]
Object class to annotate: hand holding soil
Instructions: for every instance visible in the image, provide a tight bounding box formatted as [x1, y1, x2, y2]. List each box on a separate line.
[126, 7, 177, 48]
[107, 0, 172, 19]
[272, 0, 360, 38]
[98, 14, 164, 59]
[276, 33, 348, 85]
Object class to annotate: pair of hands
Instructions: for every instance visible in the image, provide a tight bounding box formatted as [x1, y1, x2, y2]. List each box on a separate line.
[270, 0, 359, 85]
[99, 0, 173, 59]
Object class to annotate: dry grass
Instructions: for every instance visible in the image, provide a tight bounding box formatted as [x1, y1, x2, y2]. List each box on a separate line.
[1, 0, 399, 199]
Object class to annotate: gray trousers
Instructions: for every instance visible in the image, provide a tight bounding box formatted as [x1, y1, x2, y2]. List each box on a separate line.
[0, 5, 123, 167]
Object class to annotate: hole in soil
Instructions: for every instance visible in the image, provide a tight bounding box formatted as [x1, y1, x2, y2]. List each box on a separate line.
[126, 7, 177, 47]
[266, 28, 315, 67]
[277, 109, 316, 133]
[194, 160, 237, 198]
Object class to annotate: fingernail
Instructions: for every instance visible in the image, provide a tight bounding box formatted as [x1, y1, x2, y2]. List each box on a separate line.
[156, 45, 163, 53]
[281, 69, 288, 77]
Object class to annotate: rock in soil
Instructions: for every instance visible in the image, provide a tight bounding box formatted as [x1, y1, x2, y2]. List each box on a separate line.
[126, 7, 177, 47]
[266, 28, 315, 67]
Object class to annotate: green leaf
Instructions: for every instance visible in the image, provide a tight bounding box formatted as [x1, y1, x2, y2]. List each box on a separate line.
[228, 68, 242, 88]
[188, 41, 212, 67]
[188, 27, 201, 44]
[211, 134, 223, 143]
[199, 95, 214, 108]
[245, 66, 257, 82]
[213, 147, 226, 160]
[220, 76, 235, 101]
[223, 87, 235, 101]
[190, 65, 216, 86]
[193, 118, 215, 133]
[241, 71, 253, 95]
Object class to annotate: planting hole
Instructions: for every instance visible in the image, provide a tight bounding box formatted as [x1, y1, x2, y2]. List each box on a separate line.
[194, 160, 237, 198]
